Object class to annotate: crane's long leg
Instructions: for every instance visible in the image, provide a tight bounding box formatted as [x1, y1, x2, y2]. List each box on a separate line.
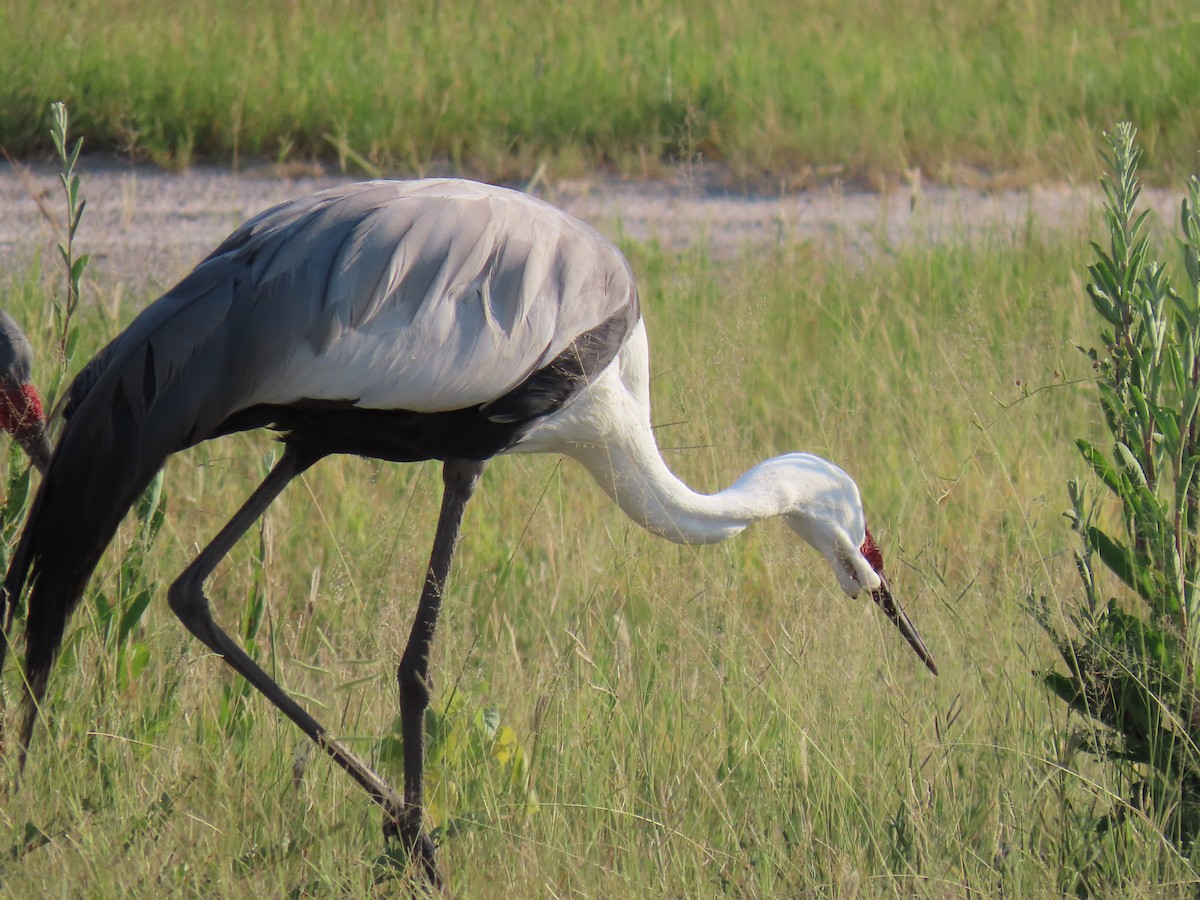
[166, 452, 407, 831]
[394, 458, 486, 882]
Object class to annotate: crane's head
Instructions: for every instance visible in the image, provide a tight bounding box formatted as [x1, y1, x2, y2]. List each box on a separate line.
[0, 311, 51, 473]
[773, 453, 937, 675]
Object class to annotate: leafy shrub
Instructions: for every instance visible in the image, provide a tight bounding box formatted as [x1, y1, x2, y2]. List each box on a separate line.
[1033, 123, 1200, 847]
[379, 685, 537, 839]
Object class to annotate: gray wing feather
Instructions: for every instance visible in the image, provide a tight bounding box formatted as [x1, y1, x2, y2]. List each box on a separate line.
[167, 179, 638, 415]
[65, 178, 640, 465]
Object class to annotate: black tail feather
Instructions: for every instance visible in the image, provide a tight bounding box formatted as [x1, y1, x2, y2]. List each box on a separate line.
[2, 274, 244, 752]
[3, 359, 167, 748]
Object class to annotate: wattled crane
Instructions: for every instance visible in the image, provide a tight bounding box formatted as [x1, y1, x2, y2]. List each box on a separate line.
[1, 179, 935, 884]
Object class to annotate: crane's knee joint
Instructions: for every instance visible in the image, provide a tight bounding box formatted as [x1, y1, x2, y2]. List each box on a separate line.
[167, 572, 209, 627]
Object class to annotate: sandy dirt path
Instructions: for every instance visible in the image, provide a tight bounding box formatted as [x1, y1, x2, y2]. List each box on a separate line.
[0, 160, 1181, 297]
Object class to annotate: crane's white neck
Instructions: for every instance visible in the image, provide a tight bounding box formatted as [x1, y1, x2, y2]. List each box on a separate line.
[517, 322, 866, 550]
[566, 433, 755, 544]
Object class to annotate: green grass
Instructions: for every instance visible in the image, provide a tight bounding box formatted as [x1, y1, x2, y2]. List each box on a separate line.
[4, 204, 1196, 895]
[2, 0, 1199, 184]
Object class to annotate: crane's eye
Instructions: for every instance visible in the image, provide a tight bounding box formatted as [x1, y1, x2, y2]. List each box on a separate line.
[835, 550, 861, 588]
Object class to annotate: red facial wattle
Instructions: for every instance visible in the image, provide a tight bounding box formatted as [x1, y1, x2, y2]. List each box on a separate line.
[0, 383, 46, 438]
[860, 525, 884, 574]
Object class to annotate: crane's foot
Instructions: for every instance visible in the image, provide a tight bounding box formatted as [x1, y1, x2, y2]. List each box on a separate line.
[382, 803, 443, 889]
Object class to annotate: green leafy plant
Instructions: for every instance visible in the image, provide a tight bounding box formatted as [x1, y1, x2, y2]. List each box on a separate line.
[379, 685, 537, 839]
[49, 100, 89, 370]
[0, 100, 86, 581]
[1, 102, 87, 622]
[0, 446, 35, 574]
[1032, 123, 1200, 849]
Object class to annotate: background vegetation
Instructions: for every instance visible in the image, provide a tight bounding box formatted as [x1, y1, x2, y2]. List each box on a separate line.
[2, 0, 1200, 895]
[1, 0, 1198, 184]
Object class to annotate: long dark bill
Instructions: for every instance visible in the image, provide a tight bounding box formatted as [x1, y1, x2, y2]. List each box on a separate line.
[871, 574, 938, 675]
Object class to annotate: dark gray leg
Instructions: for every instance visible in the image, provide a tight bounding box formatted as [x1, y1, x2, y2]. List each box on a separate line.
[166, 453, 407, 836]
[394, 458, 486, 884]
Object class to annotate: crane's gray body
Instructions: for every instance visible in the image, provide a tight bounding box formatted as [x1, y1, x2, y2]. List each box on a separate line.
[0, 308, 35, 386]
[9, 179, 641, 699]
[67, 179, 639, 454]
